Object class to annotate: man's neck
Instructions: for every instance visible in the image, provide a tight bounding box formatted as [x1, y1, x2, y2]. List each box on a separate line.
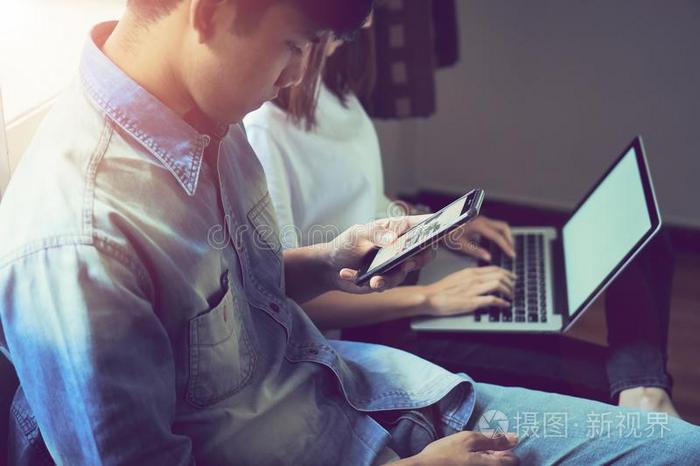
[102, 15, 195, 118]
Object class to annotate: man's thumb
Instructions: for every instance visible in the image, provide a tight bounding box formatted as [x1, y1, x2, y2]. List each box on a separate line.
[375, 229, 397, 246]
[489, 433, 519, 451]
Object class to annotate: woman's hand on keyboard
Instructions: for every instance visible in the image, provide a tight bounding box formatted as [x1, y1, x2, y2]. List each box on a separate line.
[445, 216, 516, 262]
[422, 266, 515, 317]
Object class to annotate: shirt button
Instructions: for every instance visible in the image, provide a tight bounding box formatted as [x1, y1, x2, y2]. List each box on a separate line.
[270, 303, 280, 313]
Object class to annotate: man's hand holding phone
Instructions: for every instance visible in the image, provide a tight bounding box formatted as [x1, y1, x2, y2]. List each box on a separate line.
[329, 215, 435, 293]
[284, 215, 435, 303]
[353, 189, 485, 286]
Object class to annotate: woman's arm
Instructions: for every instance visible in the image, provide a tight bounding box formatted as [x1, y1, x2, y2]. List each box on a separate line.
[302, 287, 429, 330]
[302, 266, 515, 330]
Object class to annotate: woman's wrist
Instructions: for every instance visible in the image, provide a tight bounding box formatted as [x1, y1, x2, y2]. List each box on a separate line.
[400, 285, 433, 318]
[309, 242, 337, 293]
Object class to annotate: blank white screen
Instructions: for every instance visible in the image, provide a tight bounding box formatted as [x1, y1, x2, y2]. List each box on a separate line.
[563, 147, 652, 314]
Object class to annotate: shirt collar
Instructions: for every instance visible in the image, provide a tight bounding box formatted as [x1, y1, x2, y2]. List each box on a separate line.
[79, 21, 226, 196]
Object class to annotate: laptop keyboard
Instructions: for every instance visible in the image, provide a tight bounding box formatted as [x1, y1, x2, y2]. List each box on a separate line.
[474, 233, 548, 324]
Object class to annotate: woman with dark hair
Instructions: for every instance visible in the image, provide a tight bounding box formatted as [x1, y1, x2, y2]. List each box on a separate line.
[243, 26, 680, 416]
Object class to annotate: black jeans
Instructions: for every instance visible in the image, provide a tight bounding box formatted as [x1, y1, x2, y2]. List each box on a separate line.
[343, 231, 674, 403]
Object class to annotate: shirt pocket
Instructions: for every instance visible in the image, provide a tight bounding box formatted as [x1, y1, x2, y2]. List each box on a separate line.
[247, 192, 283, 256]
[246, 192, 284, 289]
[186, 285, 255, 408]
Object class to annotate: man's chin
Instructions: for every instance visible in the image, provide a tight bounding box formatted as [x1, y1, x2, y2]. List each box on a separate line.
[242, 100, 268, 118]
[228, 96, 275, 122]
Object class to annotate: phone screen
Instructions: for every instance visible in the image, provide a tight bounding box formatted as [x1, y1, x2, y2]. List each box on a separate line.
[366, 193, 473, 273]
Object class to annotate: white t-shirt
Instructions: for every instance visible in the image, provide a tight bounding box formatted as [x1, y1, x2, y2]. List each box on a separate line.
[244, 84, 393, 249]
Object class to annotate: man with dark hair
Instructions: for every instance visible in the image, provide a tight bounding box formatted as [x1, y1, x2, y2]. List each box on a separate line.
[1, 1, 700, 465]
[0, 1, 482, 464]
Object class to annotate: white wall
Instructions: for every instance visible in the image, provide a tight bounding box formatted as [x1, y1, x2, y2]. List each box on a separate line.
[0, 0, 125, 181]
[0, 90, 9, 196]
[0, 0, 126, 122]
[5, 101, 54, 173]
[375, 0, 700, 228]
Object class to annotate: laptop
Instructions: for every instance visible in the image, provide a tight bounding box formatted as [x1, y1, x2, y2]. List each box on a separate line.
[411, 136, 662, 333]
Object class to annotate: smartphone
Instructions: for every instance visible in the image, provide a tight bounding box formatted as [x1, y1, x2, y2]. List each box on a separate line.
[355, 188, 485, 285]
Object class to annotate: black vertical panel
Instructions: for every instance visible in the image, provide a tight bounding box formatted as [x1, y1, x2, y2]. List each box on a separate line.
[367, 0, 437, 119]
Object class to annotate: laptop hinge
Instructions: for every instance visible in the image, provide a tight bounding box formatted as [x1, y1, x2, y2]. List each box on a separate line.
[551, 229, 570, 325]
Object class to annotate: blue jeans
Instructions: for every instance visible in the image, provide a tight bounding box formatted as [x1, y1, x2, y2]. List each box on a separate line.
[371, 380, 700, 464]
[465, 382, 700, 465]
[11, 378, 700, 465]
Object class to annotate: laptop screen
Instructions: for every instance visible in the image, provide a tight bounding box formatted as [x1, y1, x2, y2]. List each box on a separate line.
[562, 142, 657, 317]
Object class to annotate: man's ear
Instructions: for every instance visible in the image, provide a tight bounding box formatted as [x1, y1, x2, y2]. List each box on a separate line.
[190, 0, 227, 43]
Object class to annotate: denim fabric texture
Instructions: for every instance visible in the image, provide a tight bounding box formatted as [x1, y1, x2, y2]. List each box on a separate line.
[0, 22, 473, 465]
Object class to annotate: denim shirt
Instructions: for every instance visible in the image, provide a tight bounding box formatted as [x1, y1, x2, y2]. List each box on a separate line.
[0, 22, 474, 465]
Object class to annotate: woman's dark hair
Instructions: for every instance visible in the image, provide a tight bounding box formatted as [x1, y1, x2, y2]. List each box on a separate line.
[272, 33, 333, 131]
[128, 0, 373, 39]
[273, 25, 376, 130]
[324, 25, 376, 106]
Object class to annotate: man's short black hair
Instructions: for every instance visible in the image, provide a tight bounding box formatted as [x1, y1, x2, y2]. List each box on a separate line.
[127, 0, 373, 37]
[295, 0, 373, 39]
